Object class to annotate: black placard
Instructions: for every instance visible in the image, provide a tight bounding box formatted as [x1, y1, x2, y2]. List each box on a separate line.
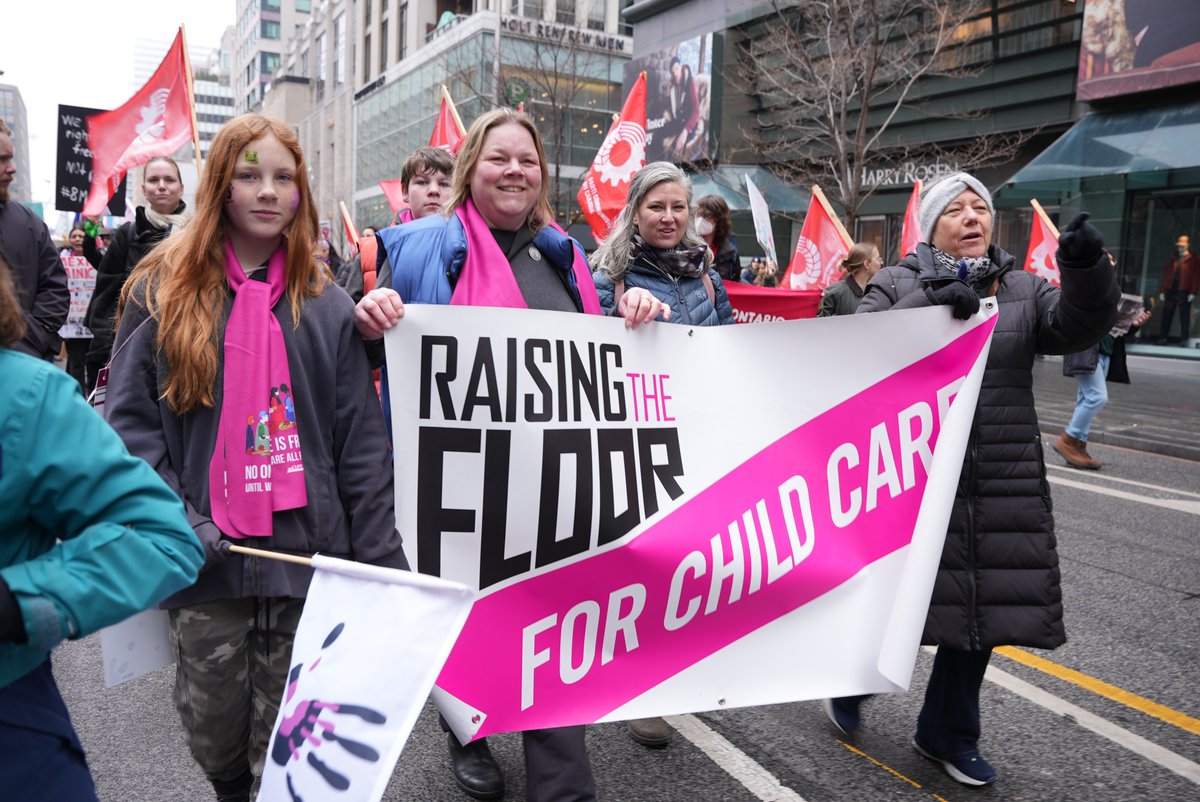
[55, 104, 126, 216]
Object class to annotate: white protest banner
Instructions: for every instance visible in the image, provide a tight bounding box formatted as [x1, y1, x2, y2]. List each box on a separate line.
[385, 301, 997, 743]
[257, 556, 474, 802]
[58, 253, 96, 339]
[745, 174, 778, 266]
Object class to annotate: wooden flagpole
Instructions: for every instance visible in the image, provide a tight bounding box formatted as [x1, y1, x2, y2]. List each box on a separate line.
[442, 85, 466, 134]
[228, 544, 314, 567]
[339, 200, 360, 247]
[179, 24, 205, 176]
[1030, 198, 1060, 239]
[810, 184, 854, 249]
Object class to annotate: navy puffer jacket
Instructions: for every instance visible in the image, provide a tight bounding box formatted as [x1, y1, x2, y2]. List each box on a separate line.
[594, 252, 734, 327]
[858, 241, 1118, 651]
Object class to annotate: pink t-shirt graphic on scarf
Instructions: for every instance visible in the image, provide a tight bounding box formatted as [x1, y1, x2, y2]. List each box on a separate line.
[210, 243, 308, 539]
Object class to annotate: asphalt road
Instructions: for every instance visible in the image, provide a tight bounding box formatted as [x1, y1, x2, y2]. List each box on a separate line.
[53, 439, 1200, 802]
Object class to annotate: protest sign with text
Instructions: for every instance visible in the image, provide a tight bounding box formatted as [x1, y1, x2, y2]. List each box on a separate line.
[385, 302, 997, 742]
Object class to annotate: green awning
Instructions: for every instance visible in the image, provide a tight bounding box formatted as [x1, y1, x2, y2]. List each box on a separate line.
[1003, 101, 1200, 186]
[686, 165, 811, 213]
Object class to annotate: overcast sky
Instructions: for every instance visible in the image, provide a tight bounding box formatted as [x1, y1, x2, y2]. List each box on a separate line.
[5, 1, 236, 212]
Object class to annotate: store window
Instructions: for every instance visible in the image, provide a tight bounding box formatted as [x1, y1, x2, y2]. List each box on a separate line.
[1125, 191, 1200, 346]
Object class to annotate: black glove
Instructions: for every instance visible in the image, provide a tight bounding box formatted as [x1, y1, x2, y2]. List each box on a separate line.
[925, 282, 980, 320]
[0, 576, 28, 644]
[1057, 212, 1105, 266]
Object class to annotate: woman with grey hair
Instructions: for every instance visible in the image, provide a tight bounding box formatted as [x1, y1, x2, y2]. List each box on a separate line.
[590, 161, 733, 751]
[822, 171, 1118, 788]
[591, 161, 734, 328]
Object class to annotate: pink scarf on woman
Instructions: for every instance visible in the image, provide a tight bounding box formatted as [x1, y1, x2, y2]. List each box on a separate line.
[208, 240, 308, 539]
[450, 198, 602, 314]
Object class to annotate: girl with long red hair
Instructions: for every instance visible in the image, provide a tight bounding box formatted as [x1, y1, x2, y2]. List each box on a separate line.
[106, 114, 407, 802]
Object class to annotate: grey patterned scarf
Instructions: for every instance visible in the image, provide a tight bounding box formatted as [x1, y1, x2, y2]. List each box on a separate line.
[631, 234, 708, 279]
[931, 247, 992, 286]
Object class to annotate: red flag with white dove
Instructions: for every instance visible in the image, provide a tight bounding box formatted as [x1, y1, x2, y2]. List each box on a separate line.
[83, 29, 195, 217]
[577, 72, 647, 242]
[781, 185, 853, 291]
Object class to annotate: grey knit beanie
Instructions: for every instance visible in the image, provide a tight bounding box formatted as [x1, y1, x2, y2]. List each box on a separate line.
[919, 172, 995, 244]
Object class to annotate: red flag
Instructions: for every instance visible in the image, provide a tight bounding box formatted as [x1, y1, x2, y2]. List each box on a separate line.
[724, 283, 821, 323]
[781, 185, 853, 291]
[430, 86, 466, 154]
[900, 179, 923, 258]
[577, 72, 647, 242]
[83, 30, 194, 217]
[379, 179, 408, 215]
[1024, 200, 1061, 286]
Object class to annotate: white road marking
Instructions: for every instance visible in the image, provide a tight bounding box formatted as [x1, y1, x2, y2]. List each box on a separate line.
[983, 660, 1200, 785]
[1048, 474, 1200, 516]
[666, 713, 807, 801]
[1046, 463, 1200, 501]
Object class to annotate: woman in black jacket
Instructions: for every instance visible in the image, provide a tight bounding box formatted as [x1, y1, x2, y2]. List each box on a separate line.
[83, 156, 187, 391]
[824, 173, 1119, 788]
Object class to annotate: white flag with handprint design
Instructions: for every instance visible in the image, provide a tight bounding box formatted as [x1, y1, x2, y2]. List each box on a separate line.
[257, 557, 474, 802]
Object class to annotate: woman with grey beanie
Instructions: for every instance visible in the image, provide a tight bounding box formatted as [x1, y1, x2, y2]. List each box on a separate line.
[821, 172, 1119, 787]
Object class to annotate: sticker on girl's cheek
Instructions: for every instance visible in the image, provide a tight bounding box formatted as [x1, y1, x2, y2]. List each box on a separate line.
[245, 151, 259, 164]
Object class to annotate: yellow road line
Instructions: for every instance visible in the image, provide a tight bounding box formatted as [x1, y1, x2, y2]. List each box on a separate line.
[838, 741, 950, 801]
[995, 646, 1200, 737]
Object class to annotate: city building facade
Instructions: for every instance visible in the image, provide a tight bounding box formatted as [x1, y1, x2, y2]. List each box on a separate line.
[0, 84, 32, 203]
[624, 0, 1200, 357]
[234, 0, 314, 112]
[352, 0, 632, 234]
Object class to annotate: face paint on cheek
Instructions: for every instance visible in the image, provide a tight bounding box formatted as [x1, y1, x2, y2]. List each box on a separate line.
[290, 193, 300, 213]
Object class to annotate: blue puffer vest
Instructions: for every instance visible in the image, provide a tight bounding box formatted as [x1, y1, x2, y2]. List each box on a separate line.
[594, 253, 734, 327]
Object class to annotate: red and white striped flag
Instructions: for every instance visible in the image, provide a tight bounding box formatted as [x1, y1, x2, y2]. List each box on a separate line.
[781, 185, 853, 291]
[900, 180, 923, 258]
[83, 29, 195, 217]
[577, 72, 647, 242]
[1024, 200, 1061, 286]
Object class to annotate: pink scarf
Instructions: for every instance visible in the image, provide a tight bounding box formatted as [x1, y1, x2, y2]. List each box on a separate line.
[208, 240, 308, 539]
[450, 198, 602, 314]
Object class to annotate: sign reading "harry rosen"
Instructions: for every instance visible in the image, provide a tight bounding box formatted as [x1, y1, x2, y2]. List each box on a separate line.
[385, 301, 997, 742]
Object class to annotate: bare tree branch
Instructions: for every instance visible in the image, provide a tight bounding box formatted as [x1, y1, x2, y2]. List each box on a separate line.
[731, 0, 1033, 227]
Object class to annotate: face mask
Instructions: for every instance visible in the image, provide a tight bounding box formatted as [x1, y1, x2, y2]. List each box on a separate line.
[1179, 246, 1188, 254]
[695, 217, 714, 237]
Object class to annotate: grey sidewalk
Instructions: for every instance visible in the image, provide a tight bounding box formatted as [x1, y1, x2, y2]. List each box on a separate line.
[1034, 354, 1200, 462]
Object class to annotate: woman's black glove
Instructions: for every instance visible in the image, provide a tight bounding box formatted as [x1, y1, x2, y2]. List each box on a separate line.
[0, 577, 28, 644]
[925, 282, 980, 320]
[1056, 212, 1105, 267]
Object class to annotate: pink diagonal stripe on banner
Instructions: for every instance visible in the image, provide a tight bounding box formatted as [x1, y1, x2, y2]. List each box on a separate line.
[437, 317, 996, 738]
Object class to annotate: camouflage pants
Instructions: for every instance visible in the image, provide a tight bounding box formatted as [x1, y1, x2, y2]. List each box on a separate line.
[169, 597, 305, 788]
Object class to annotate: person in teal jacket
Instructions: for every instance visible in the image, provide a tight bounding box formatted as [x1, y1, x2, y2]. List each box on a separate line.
[0, 253, 204, 801]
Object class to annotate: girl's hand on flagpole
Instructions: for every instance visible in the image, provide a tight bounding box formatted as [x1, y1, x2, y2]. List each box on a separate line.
[355, 288, 405, 340]
[618, 287, 670, 329]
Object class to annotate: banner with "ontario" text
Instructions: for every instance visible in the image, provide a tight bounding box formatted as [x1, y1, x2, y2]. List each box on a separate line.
[384, 301, 998, 742]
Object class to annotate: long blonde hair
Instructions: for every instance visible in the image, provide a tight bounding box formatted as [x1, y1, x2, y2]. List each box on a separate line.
[446, 108, 554, 233]
[119, 114, 324, 414]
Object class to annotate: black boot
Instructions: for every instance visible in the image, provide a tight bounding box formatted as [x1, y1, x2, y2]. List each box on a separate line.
[448, 733, 505, 800]
[211, 768, 253, 802]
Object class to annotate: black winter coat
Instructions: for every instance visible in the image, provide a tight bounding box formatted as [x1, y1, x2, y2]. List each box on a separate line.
[84, 204, 183, 386]
[858, 242, 1119, 650]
